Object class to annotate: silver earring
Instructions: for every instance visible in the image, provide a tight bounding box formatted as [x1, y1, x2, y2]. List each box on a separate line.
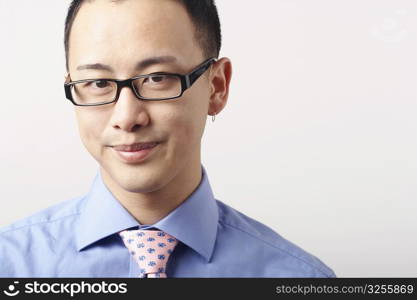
[212, 112, 216, 122]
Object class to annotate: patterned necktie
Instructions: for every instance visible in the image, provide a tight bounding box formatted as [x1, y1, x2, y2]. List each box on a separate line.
[119, 229, 179, 278]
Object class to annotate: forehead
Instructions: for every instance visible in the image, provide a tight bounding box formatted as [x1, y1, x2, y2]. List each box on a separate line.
[68, 0, 203, 74]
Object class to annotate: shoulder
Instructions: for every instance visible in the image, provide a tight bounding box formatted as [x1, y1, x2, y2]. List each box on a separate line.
[215, 200, 336, 277]
[0, 196, 84, 235]
[0, 196, 84, 276]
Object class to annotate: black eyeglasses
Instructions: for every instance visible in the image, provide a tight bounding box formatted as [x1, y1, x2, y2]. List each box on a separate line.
[64, 57, 216, 106]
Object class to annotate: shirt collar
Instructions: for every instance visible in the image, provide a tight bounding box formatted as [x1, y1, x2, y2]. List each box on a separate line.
[75, 164, 218, 263]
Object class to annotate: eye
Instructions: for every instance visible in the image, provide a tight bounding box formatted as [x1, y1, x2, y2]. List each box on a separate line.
[77, 79, 114, 97]
[144, 75, 168, 84]
[92, 80, 110, 88]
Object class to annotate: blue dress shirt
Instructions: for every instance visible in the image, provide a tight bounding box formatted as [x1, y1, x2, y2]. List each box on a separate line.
[0, 165, 335, 277]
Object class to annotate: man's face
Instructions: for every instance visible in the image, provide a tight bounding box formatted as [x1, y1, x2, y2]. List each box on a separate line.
[68, 0, 211, 194]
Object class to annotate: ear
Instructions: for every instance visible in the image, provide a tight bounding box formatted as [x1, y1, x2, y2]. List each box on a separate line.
[64, 72, 70, 83]
[208, 57, 232, 116]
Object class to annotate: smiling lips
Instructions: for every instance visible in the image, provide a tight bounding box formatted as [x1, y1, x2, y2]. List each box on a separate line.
[111, 142, 160, 163]
[112, 142, 159, 152]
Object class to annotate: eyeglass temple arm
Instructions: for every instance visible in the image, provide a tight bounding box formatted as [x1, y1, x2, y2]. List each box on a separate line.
[186, 58, 216, 88]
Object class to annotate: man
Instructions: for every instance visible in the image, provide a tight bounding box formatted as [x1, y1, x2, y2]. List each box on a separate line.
[0, 0, 335, 277]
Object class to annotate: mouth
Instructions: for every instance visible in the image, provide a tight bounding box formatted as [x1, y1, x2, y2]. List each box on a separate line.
[112, 142, 160, 152]
[111, 142, 160, 163]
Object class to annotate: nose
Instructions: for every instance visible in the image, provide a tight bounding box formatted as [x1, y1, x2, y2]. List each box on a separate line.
[109, 85, 150, 132]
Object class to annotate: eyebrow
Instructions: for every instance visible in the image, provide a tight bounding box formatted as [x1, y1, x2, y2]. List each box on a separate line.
[76, 56, 178, 72]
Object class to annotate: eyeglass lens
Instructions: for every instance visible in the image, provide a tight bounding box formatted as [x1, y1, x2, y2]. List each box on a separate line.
[70, 74, 182, 105]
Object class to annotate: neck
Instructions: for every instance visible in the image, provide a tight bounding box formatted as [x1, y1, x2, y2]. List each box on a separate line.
[100, 160, 202, 225]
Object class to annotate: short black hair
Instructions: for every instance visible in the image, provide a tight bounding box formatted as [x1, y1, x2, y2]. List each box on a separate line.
[64, 0, 222, 71]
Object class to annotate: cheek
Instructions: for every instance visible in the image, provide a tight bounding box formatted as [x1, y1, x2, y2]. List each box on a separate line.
[75, 110, 107, 151]
[161, 105, 204, 149]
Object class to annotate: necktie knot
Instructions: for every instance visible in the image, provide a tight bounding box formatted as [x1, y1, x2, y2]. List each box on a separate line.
[119, 229, 178, 278]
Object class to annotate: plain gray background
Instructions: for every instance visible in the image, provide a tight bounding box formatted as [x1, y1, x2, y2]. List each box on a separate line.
[0, 0, 416, 277]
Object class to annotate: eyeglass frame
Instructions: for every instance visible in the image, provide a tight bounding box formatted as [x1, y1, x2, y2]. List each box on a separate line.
[64, 57, 217, 106]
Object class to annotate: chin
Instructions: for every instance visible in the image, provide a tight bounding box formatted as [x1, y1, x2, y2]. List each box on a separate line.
[102, 162, 169, 194]
[118, 174, 165, 193]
